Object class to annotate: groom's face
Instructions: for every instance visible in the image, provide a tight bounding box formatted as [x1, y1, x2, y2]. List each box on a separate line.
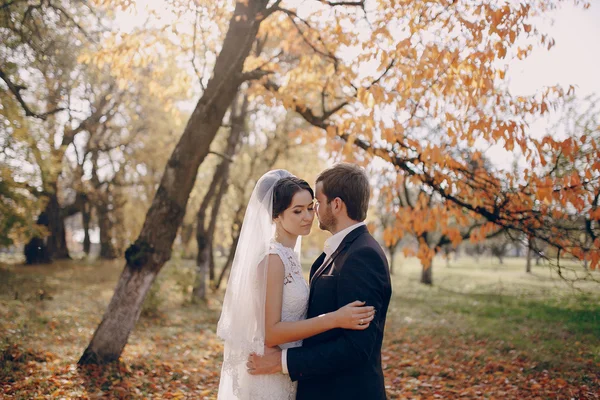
[315, 182, 336, 232]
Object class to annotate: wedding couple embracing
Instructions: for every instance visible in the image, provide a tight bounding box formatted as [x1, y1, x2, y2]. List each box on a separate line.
[216, 163, 392, 400]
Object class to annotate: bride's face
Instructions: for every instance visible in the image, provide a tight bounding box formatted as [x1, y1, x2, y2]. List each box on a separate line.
[276, 190, 315, 237]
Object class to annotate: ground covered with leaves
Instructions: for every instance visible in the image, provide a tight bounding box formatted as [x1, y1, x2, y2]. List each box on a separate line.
[1, 257, 599, 399]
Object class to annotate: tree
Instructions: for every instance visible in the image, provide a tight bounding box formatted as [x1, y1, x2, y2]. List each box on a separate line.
[79, 0, 278, 364]
[212, 105, 306, 290]
[0, 0, 112, 260]
[381, 153, 505, 284]
[79, 0, 599, 363]
[258, 0, 600, 275]
[375, 184, 402, 275]
[489, 235, 510, 265]
[192, 91, 249, 301]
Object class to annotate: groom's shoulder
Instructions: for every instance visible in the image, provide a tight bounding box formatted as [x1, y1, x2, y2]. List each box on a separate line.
[353, 228, 381, 247]
[348, 232, 386, 260]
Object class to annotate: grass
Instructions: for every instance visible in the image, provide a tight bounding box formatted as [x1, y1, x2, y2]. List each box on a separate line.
[386, 255, 600, 373]
[0, 254, 599, 399]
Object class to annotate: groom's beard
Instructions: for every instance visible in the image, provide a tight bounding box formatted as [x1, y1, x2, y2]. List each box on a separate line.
[318, 206, 336, 233]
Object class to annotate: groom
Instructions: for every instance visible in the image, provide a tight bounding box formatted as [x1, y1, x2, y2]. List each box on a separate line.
[249, 163, 392, 399]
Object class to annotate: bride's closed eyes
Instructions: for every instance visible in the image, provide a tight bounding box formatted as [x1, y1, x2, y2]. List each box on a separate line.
[294, 206, 314, 214]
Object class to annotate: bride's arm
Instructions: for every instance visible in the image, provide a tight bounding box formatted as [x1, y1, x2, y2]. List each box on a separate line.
[264, 254, 374, 348]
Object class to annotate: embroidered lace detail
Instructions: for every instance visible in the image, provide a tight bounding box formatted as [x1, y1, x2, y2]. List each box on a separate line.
[268, 241, 310, 348]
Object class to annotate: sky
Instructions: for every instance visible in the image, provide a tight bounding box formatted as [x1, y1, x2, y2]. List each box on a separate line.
[486, 1, 600, 170]
[507, 2, 600, 97]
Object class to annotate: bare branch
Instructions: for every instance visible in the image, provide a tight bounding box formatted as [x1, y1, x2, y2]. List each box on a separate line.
[265, 0, 284, 16]
[277, 7, 339, 66]
[240, 68, 274, 83]
[318, 0, 365, 7]
[208, 151, 234, 163]
[0, 68, 65, 119]
[191, 6, 207, 91]
[239, 49, 281, 83]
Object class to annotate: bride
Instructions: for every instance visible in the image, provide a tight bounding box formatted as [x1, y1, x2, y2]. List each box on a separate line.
[216, 170, 375, 400]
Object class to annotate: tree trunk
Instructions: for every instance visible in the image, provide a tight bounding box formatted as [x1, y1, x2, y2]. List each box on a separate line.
[526, 246, 532, 273]
[515, 243, 522, 258]
[193, 234, 211, 301]
[207, 177, 230, 281]
[97, 204, 118, 259]
[443, 247, 451, 268]
[79, 265, 157, 364]
[193, 175, 223, 301]
[179, 223, 196, 259]
[47, 192, 70, 259]
[215, 203, 244, 290]
[421, 261, 433, 285]
[388, 247, 395, 275]
[215, 233, 239, 290]
[209, 245, 216, 281]
[24, 191, 69, 263]
[79, 1, 265, 365]
[82, 204, 91, 255]
[193, 91, 248, 300]
[90, 151, 119, 260]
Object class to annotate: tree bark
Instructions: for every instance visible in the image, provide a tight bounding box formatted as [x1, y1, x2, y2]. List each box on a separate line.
[215, 233, 239, 290]
[79, 1, 266, 364]
[82, 201, 91, 256]
[207, 176, 230, 281]
[97, 204, 118, 259]
[214, 203, 245, 290]
[421, 261, 433, 285]
[89, 151, 118, 260]
[24, 190, 69, 263]
[193, 167, 227, 301]
[47, 192, 70, 259]
[193, 231, 210, 301]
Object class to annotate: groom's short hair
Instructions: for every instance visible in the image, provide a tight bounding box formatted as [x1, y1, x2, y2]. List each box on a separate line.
[317, 163, 370, 221]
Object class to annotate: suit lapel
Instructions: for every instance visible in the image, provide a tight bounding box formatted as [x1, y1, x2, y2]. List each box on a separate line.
[309, 253, 326, 283]
[310, 225, 369, 288]
[310, 243, 347, 287]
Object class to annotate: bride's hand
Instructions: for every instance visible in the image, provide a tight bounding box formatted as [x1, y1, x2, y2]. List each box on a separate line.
[333, 300, 375, 330]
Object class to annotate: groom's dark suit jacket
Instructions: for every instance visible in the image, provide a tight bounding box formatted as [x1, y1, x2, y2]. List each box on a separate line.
[287, 225, 392, 400]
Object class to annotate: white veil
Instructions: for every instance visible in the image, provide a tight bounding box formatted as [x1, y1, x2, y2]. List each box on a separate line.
[216, 169, 298, 398]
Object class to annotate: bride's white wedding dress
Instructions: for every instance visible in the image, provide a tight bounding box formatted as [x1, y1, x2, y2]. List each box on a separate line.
[217, 240, 309, 400]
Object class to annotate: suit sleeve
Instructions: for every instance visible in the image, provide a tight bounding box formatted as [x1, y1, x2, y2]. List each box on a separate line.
[286, 247, 388, 381]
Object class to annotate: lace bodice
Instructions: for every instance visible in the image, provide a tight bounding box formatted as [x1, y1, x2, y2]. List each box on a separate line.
[268, 241, 310, 349]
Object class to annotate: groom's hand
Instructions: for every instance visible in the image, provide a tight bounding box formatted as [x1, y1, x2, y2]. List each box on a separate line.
[247, 346, 282, 375]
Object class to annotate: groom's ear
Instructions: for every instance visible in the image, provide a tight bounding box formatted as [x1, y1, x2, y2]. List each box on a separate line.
[330, 197, 344, 213]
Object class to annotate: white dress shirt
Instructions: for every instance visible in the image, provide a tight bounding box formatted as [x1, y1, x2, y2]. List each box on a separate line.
[281, 222, 366, 374]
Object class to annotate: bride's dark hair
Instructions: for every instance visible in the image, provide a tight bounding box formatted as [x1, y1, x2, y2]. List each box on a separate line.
[272, 177, 314, 219]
